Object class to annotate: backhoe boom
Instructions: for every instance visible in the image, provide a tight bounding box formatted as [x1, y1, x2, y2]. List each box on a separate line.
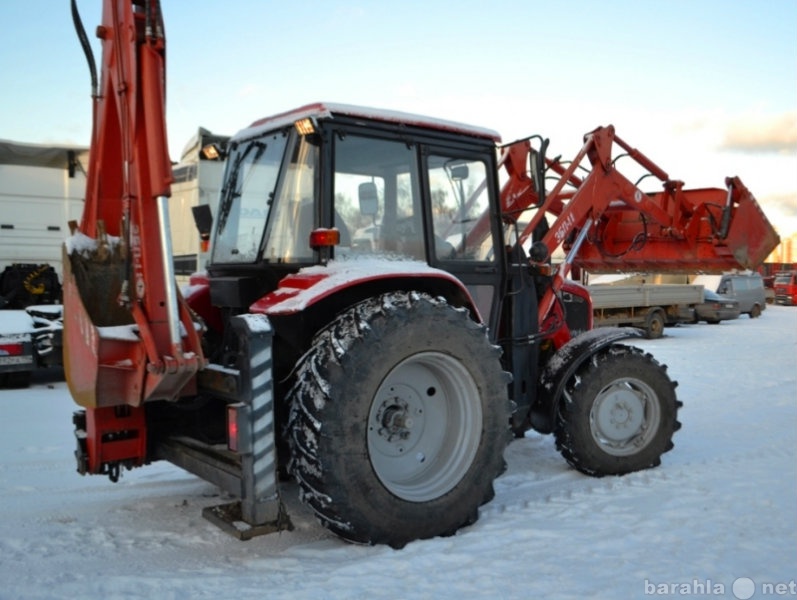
[64, 0, 204, 477]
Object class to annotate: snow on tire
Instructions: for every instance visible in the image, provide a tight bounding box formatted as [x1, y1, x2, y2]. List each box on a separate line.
[554, 344, 681, 476]
[286, 291, 511, 548]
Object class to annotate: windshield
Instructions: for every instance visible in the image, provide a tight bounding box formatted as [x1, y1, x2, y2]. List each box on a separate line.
[213, 133, 288, 263]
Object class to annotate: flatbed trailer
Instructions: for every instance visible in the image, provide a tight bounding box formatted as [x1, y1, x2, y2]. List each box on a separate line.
[589, 284, 704, 338]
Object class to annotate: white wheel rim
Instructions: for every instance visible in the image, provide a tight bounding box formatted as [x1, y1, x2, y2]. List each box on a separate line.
[367, 352, 482, 502]
[589, 377, 661, 457]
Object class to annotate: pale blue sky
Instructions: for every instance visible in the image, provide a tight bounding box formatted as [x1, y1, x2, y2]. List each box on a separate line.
[1, 0, 795, 236]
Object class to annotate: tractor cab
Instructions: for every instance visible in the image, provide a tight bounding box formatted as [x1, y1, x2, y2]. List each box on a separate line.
[202, 103, 510, 341]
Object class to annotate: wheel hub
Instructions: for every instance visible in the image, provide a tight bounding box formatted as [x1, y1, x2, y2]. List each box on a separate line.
[589, 378, 661, 457]
[372, 384, 424, 455]
[595, 391, 645, 441]
[376, 396, 417, 443]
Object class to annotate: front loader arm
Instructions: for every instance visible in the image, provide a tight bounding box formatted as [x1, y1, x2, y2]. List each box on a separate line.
[497, 125, 780, 330]
[505, 126, 779, 272]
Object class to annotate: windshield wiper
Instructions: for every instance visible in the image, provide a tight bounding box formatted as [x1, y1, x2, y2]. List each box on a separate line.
[216, 141, 267, 231]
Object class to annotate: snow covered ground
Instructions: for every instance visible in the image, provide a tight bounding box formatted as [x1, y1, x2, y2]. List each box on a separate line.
[1, 307, 795, 600]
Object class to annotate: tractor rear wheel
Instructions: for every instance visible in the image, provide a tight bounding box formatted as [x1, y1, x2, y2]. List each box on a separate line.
[554, 344, 681, 476]
[287, 291, 511, 547]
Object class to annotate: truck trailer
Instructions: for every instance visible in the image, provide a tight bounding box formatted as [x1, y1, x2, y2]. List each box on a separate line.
[0, 139, 87, 386]
[589, 283, 704, 338]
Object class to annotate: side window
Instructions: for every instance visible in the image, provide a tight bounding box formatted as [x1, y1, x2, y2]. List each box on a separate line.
[426, 154, 494, 262]
[264, 136, 318, 263]
[333, 135, 423, 259]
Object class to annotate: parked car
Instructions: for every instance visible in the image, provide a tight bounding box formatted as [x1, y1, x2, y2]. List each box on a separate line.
[693, 289, 741, 324]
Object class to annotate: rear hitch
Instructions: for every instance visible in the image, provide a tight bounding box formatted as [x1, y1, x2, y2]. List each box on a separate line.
[71, 406, 147, 480]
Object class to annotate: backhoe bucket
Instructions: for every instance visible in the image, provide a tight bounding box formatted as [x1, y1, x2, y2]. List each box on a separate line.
[62, 231, 203, 409]
[62, 239, 146, 408]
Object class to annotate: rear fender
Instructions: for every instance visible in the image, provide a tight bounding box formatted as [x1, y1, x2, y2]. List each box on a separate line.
[529, 327, 644, 434]
[249, 260, 480, 321]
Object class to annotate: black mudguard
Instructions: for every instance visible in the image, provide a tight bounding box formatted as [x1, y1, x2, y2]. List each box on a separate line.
[529, 327, 644, 434]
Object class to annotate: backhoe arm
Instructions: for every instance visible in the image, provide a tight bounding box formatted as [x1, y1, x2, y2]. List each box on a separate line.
[64, 0, 204, 414]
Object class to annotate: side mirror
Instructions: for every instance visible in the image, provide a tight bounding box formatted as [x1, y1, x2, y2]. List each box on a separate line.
[191, 204, 213, 252]
[358, 182, 379, 216]
[449, 164, 469, 181]
[532, 137, 550, 208]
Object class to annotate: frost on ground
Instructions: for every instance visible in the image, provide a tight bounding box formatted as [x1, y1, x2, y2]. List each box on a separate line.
[0, 308, 795, 599]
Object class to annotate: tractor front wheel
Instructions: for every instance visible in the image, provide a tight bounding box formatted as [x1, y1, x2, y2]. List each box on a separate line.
[554, 344, 681, 476]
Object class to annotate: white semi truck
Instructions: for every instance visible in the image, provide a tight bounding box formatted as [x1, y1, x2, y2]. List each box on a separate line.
[168, 128, 228, 282]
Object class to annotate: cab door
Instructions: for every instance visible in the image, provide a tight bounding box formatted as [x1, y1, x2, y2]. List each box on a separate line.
[420, 146, 505, 333]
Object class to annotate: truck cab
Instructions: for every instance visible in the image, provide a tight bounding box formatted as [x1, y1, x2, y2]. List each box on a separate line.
[774, 271, 797, 306]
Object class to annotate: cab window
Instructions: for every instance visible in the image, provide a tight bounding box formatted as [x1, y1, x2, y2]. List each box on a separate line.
[426, 154, 494, 262]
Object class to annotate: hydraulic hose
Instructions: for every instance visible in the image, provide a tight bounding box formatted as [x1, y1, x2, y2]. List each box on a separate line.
[70, 0, 98, 98]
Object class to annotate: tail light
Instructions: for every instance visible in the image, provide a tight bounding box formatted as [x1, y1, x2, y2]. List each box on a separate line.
[0, 343, 24, 356]
[227, 402, 250, 453]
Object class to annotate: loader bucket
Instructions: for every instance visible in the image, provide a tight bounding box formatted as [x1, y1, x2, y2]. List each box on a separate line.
[571, 177, 780, 274]
[722, 176, 781, 270]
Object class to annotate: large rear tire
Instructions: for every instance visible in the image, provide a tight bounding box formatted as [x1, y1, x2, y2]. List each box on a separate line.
[287, 291, 511, 547]
[554, 344, 681, 476]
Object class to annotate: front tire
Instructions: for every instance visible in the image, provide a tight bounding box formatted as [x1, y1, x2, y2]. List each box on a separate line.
[555, 344, 681, 476]
[644, 310, 665, 339]
[287, 292, 511, 547]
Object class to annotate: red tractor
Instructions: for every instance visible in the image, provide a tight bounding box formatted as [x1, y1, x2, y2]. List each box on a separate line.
[64, 0, 779, 547]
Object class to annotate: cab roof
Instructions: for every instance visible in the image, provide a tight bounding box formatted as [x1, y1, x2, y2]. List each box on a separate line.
[234, 102, 502, 144]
